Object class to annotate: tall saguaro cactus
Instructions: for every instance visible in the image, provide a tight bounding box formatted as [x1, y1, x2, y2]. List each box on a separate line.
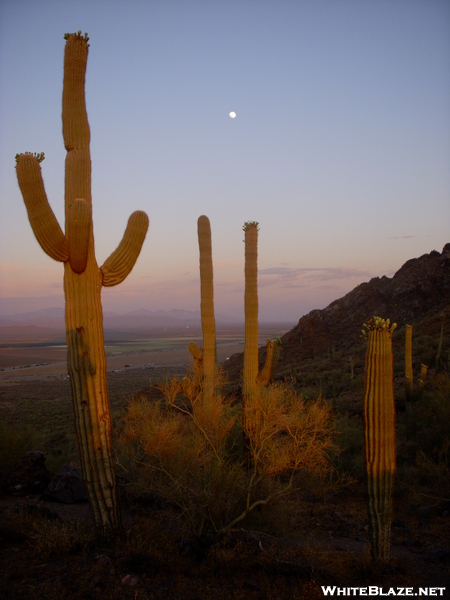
[188, 215, 216, 399]
[15, 32, 149, 542]
[362, 317, 397, 561]
[243, 222, 281, 434]
[243, 222, 260, 409]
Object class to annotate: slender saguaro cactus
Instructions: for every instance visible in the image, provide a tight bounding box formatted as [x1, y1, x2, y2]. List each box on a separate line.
[418, 363, 428, 395]
[242, 222, 281, 434]
[188, 215, 216, 399]
[15, 32, 149, 542]
[243, 222, 260, 410]
[362, 317, 397, 561]
[436, 317, 444, 371]
[405, 325, 413, 401]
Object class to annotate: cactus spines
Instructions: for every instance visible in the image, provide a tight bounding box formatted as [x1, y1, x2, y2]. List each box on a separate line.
[363, 316, 396, 561]
[15, 33, 149, 542]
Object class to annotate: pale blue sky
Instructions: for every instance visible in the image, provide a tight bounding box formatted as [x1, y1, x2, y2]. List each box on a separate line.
[1, 0, 449, 320]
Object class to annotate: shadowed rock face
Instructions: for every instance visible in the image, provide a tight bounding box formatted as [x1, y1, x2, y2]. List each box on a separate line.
[41, 462, 88, 504]
[224, 244, 450, 380]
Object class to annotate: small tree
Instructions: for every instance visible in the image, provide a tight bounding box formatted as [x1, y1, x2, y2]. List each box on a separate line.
[118, 375, 336, 548]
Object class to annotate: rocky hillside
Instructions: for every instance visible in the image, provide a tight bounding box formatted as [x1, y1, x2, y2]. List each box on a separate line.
[223, 244, 450, 384]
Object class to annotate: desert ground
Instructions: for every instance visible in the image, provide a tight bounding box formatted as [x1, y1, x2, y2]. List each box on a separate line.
[1, 324, 449, 598]
[0, 324, 290, 384]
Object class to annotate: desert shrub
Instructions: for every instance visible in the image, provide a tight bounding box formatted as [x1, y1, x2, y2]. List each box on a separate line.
[406, 444, 450, 506]
[117, 377, 336, 547]
[408, 373, 450, 457]
[298, 386, 318, 400]
[6, 507, 90, 560]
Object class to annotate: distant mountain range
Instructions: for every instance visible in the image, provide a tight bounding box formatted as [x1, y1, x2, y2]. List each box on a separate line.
[0, 308, 239, 343]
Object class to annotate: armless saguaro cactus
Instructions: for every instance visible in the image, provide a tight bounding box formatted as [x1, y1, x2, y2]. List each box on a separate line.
[405, 324, 413, 401]
[362, 317, 397, 561]
[404, 324, 414, 441]
[15, 32, 149, 542]
[188, 215, 216, 400]
[243, 222, 281, 435]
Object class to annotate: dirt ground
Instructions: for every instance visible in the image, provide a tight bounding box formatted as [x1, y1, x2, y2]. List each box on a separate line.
[1, 485, 449, 599]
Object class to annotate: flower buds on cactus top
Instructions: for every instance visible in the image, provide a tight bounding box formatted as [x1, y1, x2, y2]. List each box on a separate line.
[15, 151, 45, 163]
[242, 221, 259, 232]
[64, 30, 90, 45]
[361, 316, 397, 339]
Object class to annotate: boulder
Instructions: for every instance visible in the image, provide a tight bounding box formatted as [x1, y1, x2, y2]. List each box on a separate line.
[2, 451, 50, 496]
[41, 462, 88, 503]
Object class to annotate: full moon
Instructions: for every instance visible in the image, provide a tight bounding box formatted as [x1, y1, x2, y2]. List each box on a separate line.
[229, 111, 236, 118]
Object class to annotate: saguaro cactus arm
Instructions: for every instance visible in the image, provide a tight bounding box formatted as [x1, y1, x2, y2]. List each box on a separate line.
[256, 338, 282, 387]
[101, 211, 149, 287]
[188, 341, 203, 381]
[15, 153, 69, 262]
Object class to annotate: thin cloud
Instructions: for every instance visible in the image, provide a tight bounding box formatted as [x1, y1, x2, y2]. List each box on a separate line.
[260, 266, 371, 279]
[385, 235, 417, 239]
[257, 266, 372, 290]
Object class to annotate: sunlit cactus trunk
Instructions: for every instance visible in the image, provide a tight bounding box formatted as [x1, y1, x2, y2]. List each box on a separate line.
[243, 223, 260, 414]
[362, 317, 397, 561]
[404, 324, 413, 441]
[242, 222, 281, 442]
[15, 32, 149, 542]
[188, 216, 216, 401]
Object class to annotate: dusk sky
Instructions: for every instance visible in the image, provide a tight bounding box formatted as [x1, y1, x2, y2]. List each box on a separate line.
[1, 0, 449, 322]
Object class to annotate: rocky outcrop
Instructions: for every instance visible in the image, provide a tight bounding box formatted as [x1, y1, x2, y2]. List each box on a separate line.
[224, 244, 450, 380]
[41, 462, 88, 503]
